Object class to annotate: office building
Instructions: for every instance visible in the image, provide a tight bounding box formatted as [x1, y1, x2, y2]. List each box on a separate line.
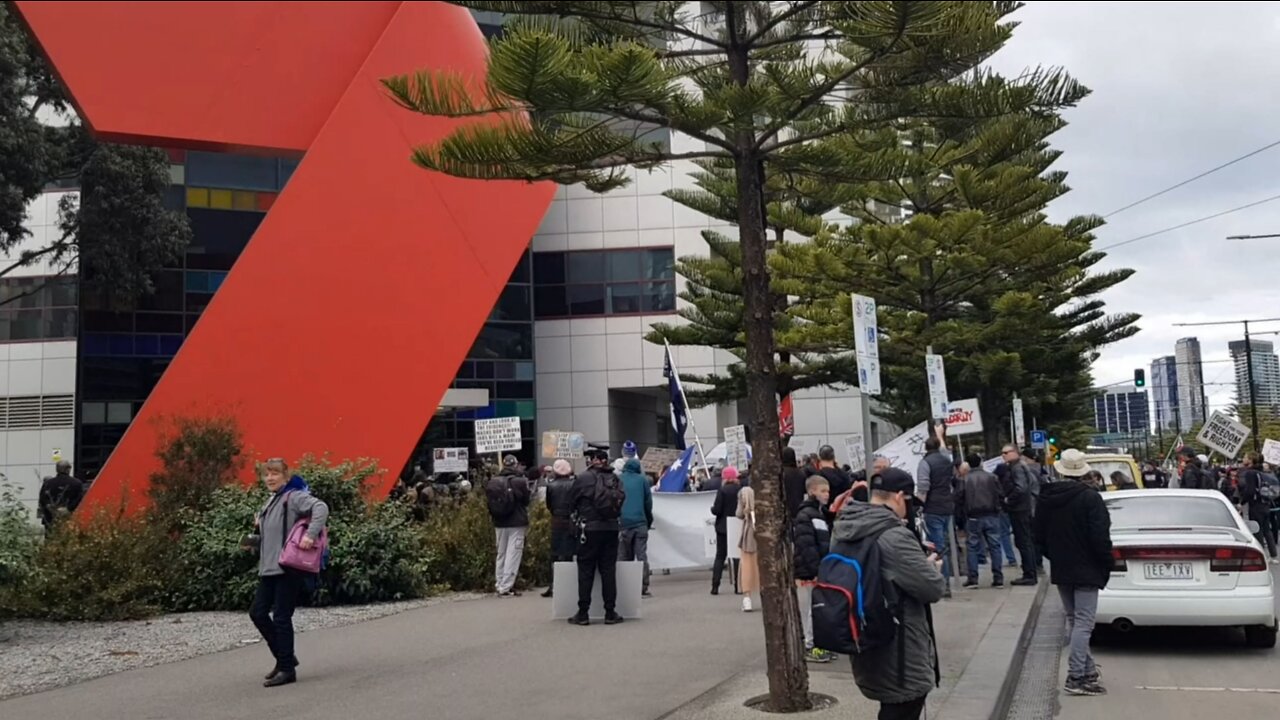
[1093, 385, 1150, 436]
[1229, 338, 1280, 413]
[1174, 337, 1206, 426]
[1149, 355, 1180, 431]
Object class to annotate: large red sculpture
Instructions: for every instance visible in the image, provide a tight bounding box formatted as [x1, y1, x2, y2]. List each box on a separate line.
[15, 1, 554, 506]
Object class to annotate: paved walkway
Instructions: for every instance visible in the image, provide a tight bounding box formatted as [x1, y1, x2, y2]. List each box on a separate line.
[0, 572, 1031, 720]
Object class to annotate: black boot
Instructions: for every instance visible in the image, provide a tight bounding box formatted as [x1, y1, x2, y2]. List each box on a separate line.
[264, 663, 280, 680]
[540, 587, 553, 598]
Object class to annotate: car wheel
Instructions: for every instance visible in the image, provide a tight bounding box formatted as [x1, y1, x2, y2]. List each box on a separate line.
[1244, 624, 1278, 649]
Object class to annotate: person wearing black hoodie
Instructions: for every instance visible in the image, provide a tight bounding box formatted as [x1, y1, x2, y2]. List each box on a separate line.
[569, 449, 625, 626]
[488, 455, 532, 598]
[816, 445, 853, 500]
[1239, 452, 1278, 558]
[1034, 449, 1112, 698]
[541, 459, 578, 597]
[782, 446, 808, 519]
[710, 466, 744, 595]
[792, 475, 834, 663]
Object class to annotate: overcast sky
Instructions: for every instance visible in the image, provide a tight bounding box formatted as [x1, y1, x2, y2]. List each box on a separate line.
[984, 1, 1280, 418]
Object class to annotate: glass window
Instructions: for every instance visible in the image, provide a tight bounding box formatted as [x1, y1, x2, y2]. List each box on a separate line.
[1105, 496, 1237, 529]
[533, 252, 565, 284]
[608, 283, 643, 314]
[455, 361, 474, 379]
[469, 323, 533, 360]
[187, 209, 263, 255]
[474, 361, 494, 379]
[109, 335, 133, 356]
[82, 402, 107, 425]
[534, 285, 568, 318]
[607, 250, 642, 282]
[489, 285, 531, 322]
[645, 281, 676, 313]
[50, 278, 78, 307]
[185, 271, 209, 293]
[645, 248, 675, 279]
[136, 313, 184, 333]
[140, 271, 183, 312]
[507, 252, 531, 284]
[496, 381, 533, 399]
[568, 284, 606, 316]
[48, 308, 77, 339]
[515, 362, 534, 381]
[106, 402, 133, 424]
[567, 252, 605, 283]
[494, 362, 516, 380]
[9, 309, 43, 340]
[516, 400, 536, 420]
[186, 151, 280, 191]
[0, 311, 9, 341]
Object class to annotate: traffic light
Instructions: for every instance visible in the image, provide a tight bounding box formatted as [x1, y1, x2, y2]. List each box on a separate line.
[1134, 368, 1145, 387]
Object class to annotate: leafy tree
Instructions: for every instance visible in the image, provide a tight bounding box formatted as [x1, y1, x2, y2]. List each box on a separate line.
[385, 1, 1073, 709]
[0, 5, 189, 308]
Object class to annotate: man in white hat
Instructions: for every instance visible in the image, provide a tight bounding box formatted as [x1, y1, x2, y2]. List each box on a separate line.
[1034, 449, 1113, 697]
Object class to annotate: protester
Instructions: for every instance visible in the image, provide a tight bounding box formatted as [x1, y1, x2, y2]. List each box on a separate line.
[793, 475, 834, 663]
[246, 459, 329, 688]
[710, 465, 744, 595]
[617, 457, 655, 597]
[736, 476, 760, 612]
[837, 468, 945, 720]
[782, 446, 808, 519]
[1239, 452, 1278, 558]
[37, 460, 84, 534]
[487, 455, 532, 597]
[1110, 470, 1138, 491]
[958, 453, 1004, 588]
[1177, 447, 1210, 489]
[541, 459, 577, 597]
[816, 445, 853, 499]
[915, 424, 955, 598]
[1034, 449, 1112, 697]
[1141, 461, 1168, 489]
[569, 449, 626, 626]
[1000, 444, 1040, 586]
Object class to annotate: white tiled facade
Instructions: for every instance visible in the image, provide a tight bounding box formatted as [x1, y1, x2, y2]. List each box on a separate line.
[1, 191, 79, 518]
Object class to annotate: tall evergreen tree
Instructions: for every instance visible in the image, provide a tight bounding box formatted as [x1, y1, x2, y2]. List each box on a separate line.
[386, 1, 1081, 709]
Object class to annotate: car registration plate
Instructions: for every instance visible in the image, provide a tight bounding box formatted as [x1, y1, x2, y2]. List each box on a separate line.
[1144, 562, 1193, 580]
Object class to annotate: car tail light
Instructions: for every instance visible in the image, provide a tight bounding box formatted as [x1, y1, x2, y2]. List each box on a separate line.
[1111, 546, 1268, 572]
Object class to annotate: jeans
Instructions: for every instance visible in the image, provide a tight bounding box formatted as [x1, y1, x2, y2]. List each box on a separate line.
[1057, 585, 1100, 681]
[494, 526, 527, 594]
[966, 515, 1004, 583]
[618, 526, 650, 593]
[712, 528, 738, 592]
[577, 530, 619, 615]
[1000, 513, 1017, 565]
[923, 513, 954, 579]
[878, 696, 926, 720]
[249, 571, 305, 671]
[1009, 510, 1037, 581]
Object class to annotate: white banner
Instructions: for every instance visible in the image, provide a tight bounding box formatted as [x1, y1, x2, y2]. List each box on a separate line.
[1012, 397, 1025, 447]
[475, 416, 522, 455]
[944, 398, 984, 436]
[844, 432, 866, 474]
[1264, 438, 1280, 467]
[874, 421, 932, 478]
[1196, 411, 1250, 459]
[649, 492, 717, 571]
[853, 294, 881, 396]
[431, 447, 469, 473]
[926, 354, 948, 419]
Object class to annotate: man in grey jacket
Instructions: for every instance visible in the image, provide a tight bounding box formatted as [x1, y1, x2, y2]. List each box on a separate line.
[835, 468, 945, 720]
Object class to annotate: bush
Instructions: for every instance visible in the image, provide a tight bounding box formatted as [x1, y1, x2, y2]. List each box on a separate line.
[418, 493, 552, 592]
[149, 415, 244, 520]
[166, 485, 264, 611]
[0, 480, 40, 596]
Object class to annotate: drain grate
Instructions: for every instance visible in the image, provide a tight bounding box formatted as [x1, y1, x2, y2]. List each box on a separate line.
[1005, 593, 1064, 719]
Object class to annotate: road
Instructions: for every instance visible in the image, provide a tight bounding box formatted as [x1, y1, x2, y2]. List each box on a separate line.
[1056, 565, 1280, 719]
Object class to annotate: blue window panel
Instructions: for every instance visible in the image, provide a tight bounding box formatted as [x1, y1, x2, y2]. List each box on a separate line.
[279, 158, 300, 188]
[474, 404, 496, 419]
[185, 271, 209, 293]
[186, 151, 279, 191]
[83, 333, 110, 356]
[208, 272, 228, 292]
[515, 362, 534, 381]
[159, 335, 183, 356]
[108, 334, 134, 356]
[454, 409, 475, 420]
[134, 334, 160, 356]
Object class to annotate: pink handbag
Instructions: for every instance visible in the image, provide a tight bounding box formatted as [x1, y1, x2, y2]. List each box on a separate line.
[279, 519, 328, 573]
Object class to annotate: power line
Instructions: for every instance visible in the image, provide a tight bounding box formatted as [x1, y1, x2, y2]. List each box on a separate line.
[1096, 191, 1280, 253]
[1103, 138, 1280, 219]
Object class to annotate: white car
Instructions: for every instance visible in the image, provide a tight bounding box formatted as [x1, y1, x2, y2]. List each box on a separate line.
[1097, 489, 1277, 648]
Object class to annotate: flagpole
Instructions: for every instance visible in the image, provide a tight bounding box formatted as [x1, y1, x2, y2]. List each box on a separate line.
[664, 339, 711, 480]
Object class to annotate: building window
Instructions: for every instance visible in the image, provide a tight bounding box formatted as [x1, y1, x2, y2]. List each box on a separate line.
[0, 276, 78, 342]
[533, 248, 676, 318]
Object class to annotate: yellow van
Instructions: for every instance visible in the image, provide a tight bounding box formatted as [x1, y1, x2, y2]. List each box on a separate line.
[1081, 453, 1145, 490]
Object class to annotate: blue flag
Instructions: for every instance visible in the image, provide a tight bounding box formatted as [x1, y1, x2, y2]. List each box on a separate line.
[664, 345, 688, 450]
[658, 446, 697, 493]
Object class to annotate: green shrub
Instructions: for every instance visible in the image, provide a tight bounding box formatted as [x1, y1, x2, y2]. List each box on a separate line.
[149, 415, 244, 520]
[0, 480, 40, 606]
[418, 493, 552, 592]
[166, 485, 264, 611]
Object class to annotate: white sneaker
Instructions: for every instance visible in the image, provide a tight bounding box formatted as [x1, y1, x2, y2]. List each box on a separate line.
[742, 596, 753, 612]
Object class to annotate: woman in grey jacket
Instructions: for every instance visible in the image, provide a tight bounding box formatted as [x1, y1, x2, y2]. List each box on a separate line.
[249, 459, 329, 688]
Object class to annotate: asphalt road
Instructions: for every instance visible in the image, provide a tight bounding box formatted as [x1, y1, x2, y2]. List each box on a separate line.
[1057, 565, 1280, 719]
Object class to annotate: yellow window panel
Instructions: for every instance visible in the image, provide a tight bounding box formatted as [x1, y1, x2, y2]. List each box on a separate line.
[186, 187, 209, 208]
[209, 189, 233, 209]
[232, 191, 256, 210]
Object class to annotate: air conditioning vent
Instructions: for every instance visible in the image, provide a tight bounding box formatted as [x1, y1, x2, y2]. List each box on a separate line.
[0, 394, 75, 430]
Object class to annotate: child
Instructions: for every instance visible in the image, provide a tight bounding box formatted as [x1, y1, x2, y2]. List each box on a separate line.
[793, 475, 835, 662]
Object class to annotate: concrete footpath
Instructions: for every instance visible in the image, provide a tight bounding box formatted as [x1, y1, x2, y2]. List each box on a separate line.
[0, 572, 1041, 720]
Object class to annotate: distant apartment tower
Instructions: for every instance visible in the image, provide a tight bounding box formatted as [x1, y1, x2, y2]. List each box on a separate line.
[1093, 385, 1151, 435]
[1149, 355, 1180, 431]
[1174, 337, 1206, 426]
[1229, 338, 1280, 413]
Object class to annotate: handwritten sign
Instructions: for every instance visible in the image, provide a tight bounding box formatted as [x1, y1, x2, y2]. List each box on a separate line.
[943, 398, 984, 435]
[475, 416, 523, 455]
[1196, 411, 1250, 459]
[642, 447, 685, 475]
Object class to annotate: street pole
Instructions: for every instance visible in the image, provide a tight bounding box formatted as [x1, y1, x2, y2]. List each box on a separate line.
[1245, 321, 1261, 453]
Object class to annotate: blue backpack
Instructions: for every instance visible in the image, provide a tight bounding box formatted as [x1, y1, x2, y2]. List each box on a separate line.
[812, 527, 897, 655]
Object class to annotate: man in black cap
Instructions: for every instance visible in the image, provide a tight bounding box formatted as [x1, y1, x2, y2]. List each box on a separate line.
[835, 468, 944, 720]
[569, 449, 626, 625]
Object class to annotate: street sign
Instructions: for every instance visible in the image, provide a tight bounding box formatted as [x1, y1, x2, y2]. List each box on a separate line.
[475, 416, 523, 455]
[1031, 430, 1047, 450]
[1196, 411, 1250, 459]
[852, 294, 881, 396]
[926, 354, 948, 419]
[942, 398, 983, 435]
[431, 447, 469, 473]
[1012, 397, 1026, 447]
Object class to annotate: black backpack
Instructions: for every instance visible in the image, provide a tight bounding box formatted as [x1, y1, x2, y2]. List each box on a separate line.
[486, 476, 515, 519]
[812, 527, 897, 656]
[592, 472, 626, 520]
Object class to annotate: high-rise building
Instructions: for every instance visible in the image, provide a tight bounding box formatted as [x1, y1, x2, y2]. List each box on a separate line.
[1149, 355, 1180, 431]
[1228, 338, 1280, 413]
[1174, 337, 1206, 426]
[1093, 385, 1150, 436]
